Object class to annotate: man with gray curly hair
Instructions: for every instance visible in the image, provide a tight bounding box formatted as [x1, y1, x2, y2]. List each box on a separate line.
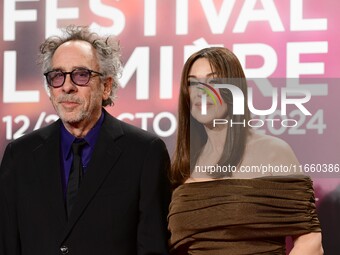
[0, 25, 171, 255]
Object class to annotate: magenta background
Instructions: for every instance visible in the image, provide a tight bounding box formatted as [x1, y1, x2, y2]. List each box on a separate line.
[1, 0, 339, 251]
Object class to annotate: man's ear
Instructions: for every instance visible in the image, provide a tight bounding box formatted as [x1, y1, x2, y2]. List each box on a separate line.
[103, 77, 113, 100]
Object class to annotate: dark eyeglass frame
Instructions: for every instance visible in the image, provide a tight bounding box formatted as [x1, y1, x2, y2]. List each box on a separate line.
[44, 68, 103, 88]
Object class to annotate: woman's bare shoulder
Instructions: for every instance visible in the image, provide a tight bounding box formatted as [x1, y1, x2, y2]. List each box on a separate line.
[241, 131, 300, 176]
[247, 131, 292, 150]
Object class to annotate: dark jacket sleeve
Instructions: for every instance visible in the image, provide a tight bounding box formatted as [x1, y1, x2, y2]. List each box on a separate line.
[0, 143, 21, 255]
[137, 137, 171, 255]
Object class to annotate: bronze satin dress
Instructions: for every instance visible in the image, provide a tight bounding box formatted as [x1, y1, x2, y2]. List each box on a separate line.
[168, 175, 321, 255]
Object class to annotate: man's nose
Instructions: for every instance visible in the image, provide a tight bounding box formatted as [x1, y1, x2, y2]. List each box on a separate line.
[62, 74, 77, 93]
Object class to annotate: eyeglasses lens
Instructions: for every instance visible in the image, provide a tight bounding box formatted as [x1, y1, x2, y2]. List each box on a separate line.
[71, 70, 90, 85]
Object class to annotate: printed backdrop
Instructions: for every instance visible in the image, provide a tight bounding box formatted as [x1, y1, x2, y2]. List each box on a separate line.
[1, 0, 339, 252]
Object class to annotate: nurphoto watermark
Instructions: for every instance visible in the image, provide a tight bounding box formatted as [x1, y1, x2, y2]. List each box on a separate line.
[189, 78, 337, 178]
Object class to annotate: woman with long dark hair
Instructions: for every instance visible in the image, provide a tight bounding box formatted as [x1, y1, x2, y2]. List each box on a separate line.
[168, 47, 323, 255]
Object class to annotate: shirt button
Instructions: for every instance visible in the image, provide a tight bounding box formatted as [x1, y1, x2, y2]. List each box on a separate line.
[60, 245, 69, 254]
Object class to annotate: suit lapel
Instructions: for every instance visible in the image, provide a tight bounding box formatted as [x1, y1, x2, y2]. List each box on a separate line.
[34, 120, 68, 226]
[60, 112, 124, 242]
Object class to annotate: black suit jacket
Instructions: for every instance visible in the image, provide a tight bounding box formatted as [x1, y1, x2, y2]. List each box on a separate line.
[0, 110, 171, 255]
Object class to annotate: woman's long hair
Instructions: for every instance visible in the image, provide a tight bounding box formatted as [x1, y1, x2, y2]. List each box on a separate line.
[170, 47, 250, 187]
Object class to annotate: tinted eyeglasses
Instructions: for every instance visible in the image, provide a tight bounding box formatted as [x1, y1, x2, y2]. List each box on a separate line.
[44, 68, 103, 88]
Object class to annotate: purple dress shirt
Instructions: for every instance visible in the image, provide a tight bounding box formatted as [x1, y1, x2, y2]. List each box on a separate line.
[60, 112, 104, 198]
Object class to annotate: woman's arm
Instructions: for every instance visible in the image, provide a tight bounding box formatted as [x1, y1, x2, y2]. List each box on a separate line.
[290, 232, 323, 255]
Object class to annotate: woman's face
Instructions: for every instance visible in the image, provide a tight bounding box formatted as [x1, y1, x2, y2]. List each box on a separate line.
[188, 58, 228, 125]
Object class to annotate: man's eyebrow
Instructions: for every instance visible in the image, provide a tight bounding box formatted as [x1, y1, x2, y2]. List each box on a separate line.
[49, 65, 90, 71]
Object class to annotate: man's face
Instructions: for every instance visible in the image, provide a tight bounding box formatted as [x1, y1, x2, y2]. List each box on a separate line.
[48, 40, 110, 129]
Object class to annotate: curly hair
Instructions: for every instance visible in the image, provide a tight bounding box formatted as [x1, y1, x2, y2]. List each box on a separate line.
[38, 25, 122, 106]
